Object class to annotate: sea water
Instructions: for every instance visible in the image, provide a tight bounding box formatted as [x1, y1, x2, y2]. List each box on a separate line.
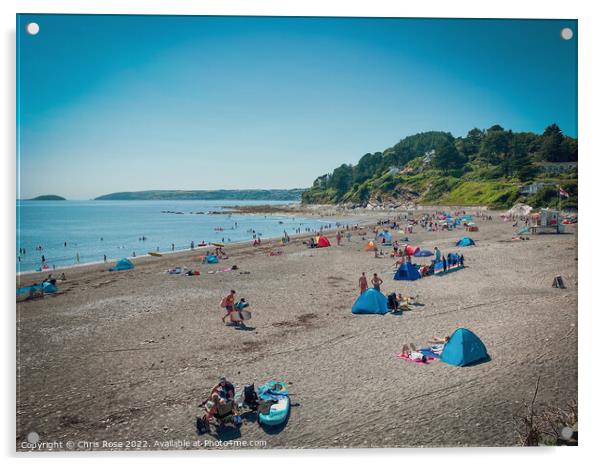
[16, 200, 343, 273]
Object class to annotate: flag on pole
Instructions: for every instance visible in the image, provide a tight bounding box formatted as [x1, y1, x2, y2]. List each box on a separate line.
[559, 187, 570, 198]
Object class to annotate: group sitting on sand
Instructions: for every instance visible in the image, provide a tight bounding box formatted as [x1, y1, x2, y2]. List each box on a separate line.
[387, 293, 419, 311]
[198, 376, 240, 431]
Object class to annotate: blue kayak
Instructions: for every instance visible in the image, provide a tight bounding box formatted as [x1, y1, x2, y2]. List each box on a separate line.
[258, 381, 290, 426]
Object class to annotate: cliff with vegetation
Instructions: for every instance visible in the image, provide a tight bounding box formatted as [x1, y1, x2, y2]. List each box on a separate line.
[302, 124, 577, 210]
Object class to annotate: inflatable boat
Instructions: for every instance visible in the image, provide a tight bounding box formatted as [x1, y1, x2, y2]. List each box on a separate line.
[257, 381, 290, 426]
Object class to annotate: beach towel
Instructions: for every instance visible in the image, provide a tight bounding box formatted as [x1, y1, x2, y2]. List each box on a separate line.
[394, 352, 434, 365]
[418, 348, 442, 359]
[208, 267, 235, 274]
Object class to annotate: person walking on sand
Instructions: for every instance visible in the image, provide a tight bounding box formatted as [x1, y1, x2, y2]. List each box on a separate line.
[336, 230, 342, 246]
[359, 272, 368, 295]
[371, 273, 383, 292]
[221, 290, 237, 324]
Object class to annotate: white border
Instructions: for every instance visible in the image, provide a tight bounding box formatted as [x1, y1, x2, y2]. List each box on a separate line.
[3, 1, 601, 465]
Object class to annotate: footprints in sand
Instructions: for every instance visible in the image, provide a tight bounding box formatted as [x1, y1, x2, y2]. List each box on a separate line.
[90, 278, 118, 289]
[326, 275, 350, 287]
[272, 313, 318, 328]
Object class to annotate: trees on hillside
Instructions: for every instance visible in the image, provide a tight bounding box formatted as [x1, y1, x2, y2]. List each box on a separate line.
[537, 124, 577, 162]
[433, 140, 467, 172]
[539, 124, 564, 162]
[330, 164, 353, 200]
[458, 128, 484, 159]
[304, 123, 576, 204]
[509, 136, 537, 181]
[479, 128, 510, 166]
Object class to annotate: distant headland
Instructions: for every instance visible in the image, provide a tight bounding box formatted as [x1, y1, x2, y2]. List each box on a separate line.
[30, 195, 66, 201]
[94, 189, 305, 201]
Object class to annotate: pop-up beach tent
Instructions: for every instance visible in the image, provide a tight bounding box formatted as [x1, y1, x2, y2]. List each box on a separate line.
[363, 241, 378, 251]
[109, 258, 134, 271]
[456, 237, 476, 247]
[394, 262, 422, 281]
[204, 255, 219, 264]
[351, 288, 388, 315]
[17, 281, 58, 297]
[414, 249, 433, 257]
[440, 328, 489, 367]
[376, 230, 392, 243]
[317, 236, 331, 247]
[404, 245, 420, 256]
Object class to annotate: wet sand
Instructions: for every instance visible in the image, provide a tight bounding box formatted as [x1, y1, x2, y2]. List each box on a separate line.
[16, 210, 578, 450]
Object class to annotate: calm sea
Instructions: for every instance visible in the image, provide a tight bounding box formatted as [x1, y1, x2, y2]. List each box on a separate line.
[16, 200, 342, 273]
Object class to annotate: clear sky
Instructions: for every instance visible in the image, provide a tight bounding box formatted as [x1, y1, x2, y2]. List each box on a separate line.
[17, 15, 577, 200]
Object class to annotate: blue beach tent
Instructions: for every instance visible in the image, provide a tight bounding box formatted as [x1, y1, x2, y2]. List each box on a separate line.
[17, 281, 58, 297]
[41, 282, 58, 293]
[205, 255, 219, 264]
[394, 262, 422, 281]
[440, 328, 489, 367]
[456, 237, 476, 247]
[376, 230, 393, 242]
[351, 288, 388, 315]
[414, 249, 433, 257]
[109, 258, 135, 271]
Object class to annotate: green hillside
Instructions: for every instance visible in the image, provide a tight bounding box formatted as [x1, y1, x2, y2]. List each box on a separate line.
[302, 124, 577, 209]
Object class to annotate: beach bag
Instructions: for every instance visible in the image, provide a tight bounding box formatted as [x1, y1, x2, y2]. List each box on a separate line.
[387, 293, 398, 310]
[243, 384, 258, 409]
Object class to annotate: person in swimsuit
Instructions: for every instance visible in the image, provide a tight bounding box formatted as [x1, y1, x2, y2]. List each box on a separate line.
[221, 290, 236, 323]
[359, 272, 368, 295]
[371, 273, 383, 291]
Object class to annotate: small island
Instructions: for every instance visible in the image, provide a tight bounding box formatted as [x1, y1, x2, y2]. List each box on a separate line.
[30, 195, 66, 201]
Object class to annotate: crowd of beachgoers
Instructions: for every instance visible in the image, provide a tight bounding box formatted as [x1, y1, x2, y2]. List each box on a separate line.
[16, 206, 577, 449]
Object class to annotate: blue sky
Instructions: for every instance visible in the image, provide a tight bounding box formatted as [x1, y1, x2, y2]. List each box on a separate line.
[17, 15, 577, 199]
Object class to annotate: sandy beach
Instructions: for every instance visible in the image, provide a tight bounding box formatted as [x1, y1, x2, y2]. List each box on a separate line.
[16, 209, 578, 450]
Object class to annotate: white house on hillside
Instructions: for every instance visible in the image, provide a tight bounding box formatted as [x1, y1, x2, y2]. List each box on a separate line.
[423, 149, 436, 164]
[519, 182, 547, 195]
[535, 161, 577, 174]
